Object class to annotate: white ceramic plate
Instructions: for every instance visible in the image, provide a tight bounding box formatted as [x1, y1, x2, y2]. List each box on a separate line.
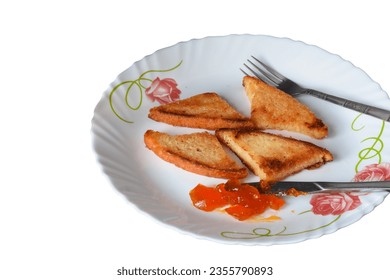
[92, 34, 390, 245]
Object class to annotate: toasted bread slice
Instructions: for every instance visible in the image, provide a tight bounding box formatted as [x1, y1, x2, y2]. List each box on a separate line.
[215, 128, 333, 184]
[148, 92, 255, 130]
[144, 130, 248, 179]
[243, 76, 328, 139]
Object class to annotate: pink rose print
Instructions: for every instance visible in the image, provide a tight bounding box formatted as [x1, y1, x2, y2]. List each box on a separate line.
[309, 162, 390, 216]
[310, 193, 361, 216]
[352, 162, 390, 182]
[145, 77, 181, 104]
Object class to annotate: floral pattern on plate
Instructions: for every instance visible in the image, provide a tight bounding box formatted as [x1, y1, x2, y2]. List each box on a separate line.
[109, 60, 182, 123]
[92, 34, 390, 245]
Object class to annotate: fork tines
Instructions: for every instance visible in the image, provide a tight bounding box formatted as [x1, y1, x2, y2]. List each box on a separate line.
[240, 56, 284, 87]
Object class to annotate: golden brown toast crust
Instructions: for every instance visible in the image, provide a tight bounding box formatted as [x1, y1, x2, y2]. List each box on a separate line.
[243, 76, 328, 139]
[144, 130, 248, 179]
[215, 128, 333, 183]
[148, 92, 255, 130]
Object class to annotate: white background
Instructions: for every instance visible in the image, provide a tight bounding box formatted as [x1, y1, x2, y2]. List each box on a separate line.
[1, 0, 389, 279]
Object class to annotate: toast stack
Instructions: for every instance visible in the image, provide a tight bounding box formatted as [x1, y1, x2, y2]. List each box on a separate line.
[144, 76, 333, 182]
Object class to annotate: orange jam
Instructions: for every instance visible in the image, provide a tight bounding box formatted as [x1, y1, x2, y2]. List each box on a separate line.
[189, 179, 285, 221]
[286, 187, 307, 197]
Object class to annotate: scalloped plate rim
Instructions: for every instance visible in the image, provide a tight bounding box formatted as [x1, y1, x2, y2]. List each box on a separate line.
[91, 34, 389, 245]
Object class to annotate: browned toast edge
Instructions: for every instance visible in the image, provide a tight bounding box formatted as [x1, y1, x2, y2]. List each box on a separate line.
[215, 128, 333, 183]
[243, 76, 329, 139]
[144, 130, 248, 179]
[148, 92, 255, 130]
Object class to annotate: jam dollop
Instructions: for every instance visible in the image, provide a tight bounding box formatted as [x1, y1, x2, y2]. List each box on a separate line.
[189, 179, 285, 221]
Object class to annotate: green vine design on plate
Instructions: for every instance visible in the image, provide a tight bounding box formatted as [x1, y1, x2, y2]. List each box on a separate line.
[351, 114, 385, 172]
[220, 212, 341, 240]
[109, 60, 182, 123]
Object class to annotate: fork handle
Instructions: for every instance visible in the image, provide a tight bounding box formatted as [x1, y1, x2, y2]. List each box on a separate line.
[304, 89, 390, 122]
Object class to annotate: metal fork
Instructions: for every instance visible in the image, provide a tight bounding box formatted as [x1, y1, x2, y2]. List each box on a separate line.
[241, 56, 390, 122]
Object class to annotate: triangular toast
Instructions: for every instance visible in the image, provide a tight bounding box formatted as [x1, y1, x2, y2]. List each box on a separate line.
[148, 92, 255, 130]
[215, 128, 333, 184]
[144, 130, 248, 179]
[243, 76, 328, 139]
